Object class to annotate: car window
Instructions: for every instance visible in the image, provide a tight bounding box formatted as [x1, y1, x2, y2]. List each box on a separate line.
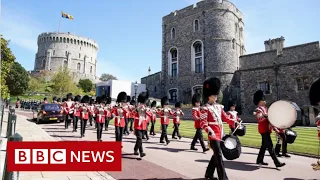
[44, 104, 61, 111]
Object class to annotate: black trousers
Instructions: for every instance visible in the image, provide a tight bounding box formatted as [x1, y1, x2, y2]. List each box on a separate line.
[160, 124, 169, 143]
[275, 133, 288, 155]
[80, 119, 88, 136]
[150, 120, 156, 135]
[73, 116, 79, 131]
[257, 132, 281, 165]
[124, 118, 130, 134]
[129, 118, 134, 131]
[143, 123, 149, 139]
[115, 126, 124, 142]
[89, 115, 93, 126]
[191, 128, 206, 150]
[105, 117, 111, 130]
[97, 123, 104, 140]
[172, 123, 181, 138]
[205, 140, 228, 180]
[65, 114, 73, 129]
[134, 130, 144, 154]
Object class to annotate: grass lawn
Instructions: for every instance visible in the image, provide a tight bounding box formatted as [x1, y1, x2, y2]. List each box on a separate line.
[109, 119, 319, 157]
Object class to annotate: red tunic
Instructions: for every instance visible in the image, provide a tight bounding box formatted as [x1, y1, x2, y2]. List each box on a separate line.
[112, 106, 127, 127]
[192, 107, 201, 129]
[79, 105, 89, 120]
[133, 104, 152, 130]
[95, 107, 106, 123]
[151, 107, 157, 121]
[254, 106, 272, 134]
[104, 104, 113, 118]
[156, 107, 173, 125]
[63, 101, 74, 115]
[172, 109, 184, 124]
[200, 103, 235, 141]
[88, 105, 95, 116]
[316, 115, 320, 138]
[226, 110, 240, 128]
[73, 103, 81, 117]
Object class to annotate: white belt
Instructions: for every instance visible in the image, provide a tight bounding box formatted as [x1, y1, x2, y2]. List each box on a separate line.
[208, 122, 221, 125]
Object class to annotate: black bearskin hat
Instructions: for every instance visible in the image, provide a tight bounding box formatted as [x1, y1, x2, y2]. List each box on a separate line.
[89, 99, 95, 105]
[161, 96, 169, 107]
[127, 96, 131, 103]
[138, 92, 148, 104]
[57, 98, 61, 102]
[229, 100, 237, 108]
[96, 96, 101, 104]
[117, 92, 127, 103]
[253, 90, 265, 105]
[66, 93, 73, 100]
[309, 78, 320, 106]
[100, 95, 107, 103]
[53, 96, 57, 101]
[175, 101, 182, 108]
[203, 77, 221, 98]
[81, 95, 90, 104]
[192, 93, 201, 106]
[130, 100, 136, 105]
[74, 95, 81, 102]
[151, 101, 157, 108]
[106, 97, 112, 104]
[62, 98, 67, 102]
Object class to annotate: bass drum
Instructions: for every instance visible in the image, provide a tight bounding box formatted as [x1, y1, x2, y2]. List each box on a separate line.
[285, 129, 297, 144]
[268, 100, 298, 129]
[234, 124, 246, 136]
[220, 135, 241, 160]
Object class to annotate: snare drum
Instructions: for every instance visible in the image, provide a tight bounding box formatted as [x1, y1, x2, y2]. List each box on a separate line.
[234, 124, 246, 137]
[268, 100, 298, 129]
[220, 135, 241, 160]
[285, 129, 297, 144]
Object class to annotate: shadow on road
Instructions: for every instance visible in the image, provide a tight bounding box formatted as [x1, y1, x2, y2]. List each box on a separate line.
[122, 153, 142, 161]
[45, 130, 74, 133]
[241, 152, 270, 157]
[42, 127, 66, 130]
[146, 146, 191, 153]
[195, 159, 260, 171]
[116, 178, 206, 180]
[283, 178, 306, 180]
[50, 135, 80, 138]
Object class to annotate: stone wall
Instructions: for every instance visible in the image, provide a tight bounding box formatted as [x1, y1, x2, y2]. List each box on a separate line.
[141, 72, 163, 99]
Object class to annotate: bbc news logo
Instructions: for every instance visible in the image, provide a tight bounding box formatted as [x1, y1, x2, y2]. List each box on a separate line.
[7, 142, 121, 171]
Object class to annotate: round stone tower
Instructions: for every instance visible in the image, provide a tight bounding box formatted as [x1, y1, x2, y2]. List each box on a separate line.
[33, 32, 99, 82]
[161, 0, 245, 103]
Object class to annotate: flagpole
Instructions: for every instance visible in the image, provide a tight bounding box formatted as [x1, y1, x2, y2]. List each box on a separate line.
[58, 11, 62, 32]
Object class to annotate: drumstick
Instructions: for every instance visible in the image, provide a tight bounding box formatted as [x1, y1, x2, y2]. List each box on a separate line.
[231, 120, 243, 136]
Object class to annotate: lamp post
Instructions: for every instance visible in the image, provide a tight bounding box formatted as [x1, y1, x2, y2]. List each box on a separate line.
[147, 66, 151, 92]
[134, 81, 138, 106]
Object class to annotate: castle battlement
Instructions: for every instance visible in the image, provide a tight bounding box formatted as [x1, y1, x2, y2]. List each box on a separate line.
[163, 0, 243, 24]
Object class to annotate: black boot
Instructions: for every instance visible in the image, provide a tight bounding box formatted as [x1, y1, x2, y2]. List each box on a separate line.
[275, 144, 281, 156]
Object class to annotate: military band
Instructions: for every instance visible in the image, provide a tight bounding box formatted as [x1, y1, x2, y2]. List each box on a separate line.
[157, 96, 173, 145]
[172, 101, 184, 140]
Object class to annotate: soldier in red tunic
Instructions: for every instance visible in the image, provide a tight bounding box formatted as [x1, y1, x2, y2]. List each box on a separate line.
[157, 96, 173, 145]
[274, 127, 290, 157]
[104, 97, 113, 131]
[190, 93, 209, 152]
[43, 97, 48, 104]
[128, 100, 136, 132]
[72, 95, 81, 132]
[226, 101, 241, 133]
[200, 77, 237, 180]
[149, 101, 157, 136]
[309, 78, 320, 140]
[112, 92, 128, 144]
[79, 95, 90, 138]
[95, 99, 106, 141]
[123, 96, 131, 135]
[172, 101, 184, 140]
[88, 99, 95, 126]
[133, 92, 151, 158]
[253, 90, 285, 168]
[63, 94, 74, 129]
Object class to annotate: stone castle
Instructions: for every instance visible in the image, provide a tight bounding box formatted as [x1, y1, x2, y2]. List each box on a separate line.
[32, 32, 99, 82]
[141, 0, 320, 125]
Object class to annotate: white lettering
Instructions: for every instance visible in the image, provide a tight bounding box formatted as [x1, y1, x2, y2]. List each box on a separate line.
[15, 149, 30, 164]
[91, 151, 105, 162]
[82, 151, 90, 162]
[70, 151, 81, 162]
[106, 151, 114, 162]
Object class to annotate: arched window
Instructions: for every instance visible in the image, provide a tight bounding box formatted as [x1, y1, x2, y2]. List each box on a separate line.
[84, 42, 87, 47]
[232, 39, 236, 49]
[53, 50, 55, 55]
[171, 28, 175, 40]
[42, 59, 46, 69]
[81, 41, 83, 46]
[77, 40, 79, 45]
[67, 38, 69, 43]
[79, 53, 81, 59]
[63, 37, 66, 43]
[192, 85, 202, 96]
[192, 41, 203, 73]
[70, 39, 73, 44]
[90, 66, 92, 73]
[63, 61, 68, 68]
[50, 37, 52, 41]
[168, 89, 178, 103]
[194, 19, 199, 31]
[60, 37, 62, 42]
[77, 63, 81, 71]
[168, 48, 178, 77]
[154, 86, 157, 92]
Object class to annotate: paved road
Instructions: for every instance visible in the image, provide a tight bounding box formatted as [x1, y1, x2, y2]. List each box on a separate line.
[17, 110, 320, 180]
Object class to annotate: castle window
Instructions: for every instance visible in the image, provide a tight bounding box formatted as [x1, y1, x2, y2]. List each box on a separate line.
[232, 39, 236, 49]
[67, 38, 69, 43]
[192, 85, 202, 96]
[194, 41, 203, 73]
[77, 63, 81, 71]
[168, 48, 178, 77]
[154, 86, 157, 92]
[79, 53, 81, 58]
[258, 81, 271, 95]
[63, 38, 66, 43]
[84, 42, 87, 47]
[63, 61, 68, 68]
[171, 28, 176, 40]
[90, 66, 92, 73]
[53, 50, 55, 55]
[81, 41, 83, 46]
[168, 89, 178, 103]
[77, 40, 79, 45]
[235, 23, 238, 33]
[296, 77, 311, 91]
[91, 57, 92, 61]
[42, 59, 46, 69]
[50, 37, 52, 41]
[65, 51, 68, 56]
[194, 20, 199, 31]
[70, 39, 73, 44]
[60, 37, 62, 42]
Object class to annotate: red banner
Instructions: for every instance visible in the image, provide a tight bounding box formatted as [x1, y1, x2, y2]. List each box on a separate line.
[6, 141, 122, 171]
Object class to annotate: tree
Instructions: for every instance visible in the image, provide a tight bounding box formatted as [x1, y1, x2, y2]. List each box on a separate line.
[27, 77, 42, 93]
[99, 73, 117, 81]
[6, 62, 30, 96]
[78, 79, 93, 92]
[50, 67, 82, 96]
[1, 36, 15, 99]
